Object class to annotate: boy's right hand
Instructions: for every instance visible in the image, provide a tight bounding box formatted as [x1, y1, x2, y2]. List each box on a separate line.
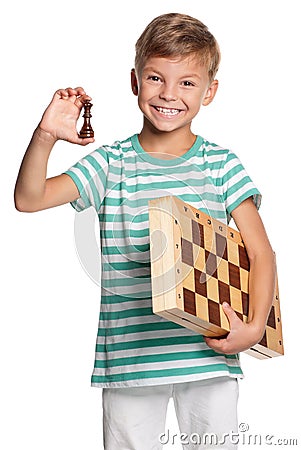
[38, 87, 95, 146]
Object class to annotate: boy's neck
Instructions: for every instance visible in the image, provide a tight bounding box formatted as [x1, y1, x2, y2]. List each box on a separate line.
[138, 124, 197, 158]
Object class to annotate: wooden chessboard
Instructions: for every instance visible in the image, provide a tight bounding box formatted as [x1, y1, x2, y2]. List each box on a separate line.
[148, 196, 284, 359]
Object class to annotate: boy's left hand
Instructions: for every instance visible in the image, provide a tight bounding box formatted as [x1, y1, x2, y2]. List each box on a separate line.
[204, 302, 263, 355]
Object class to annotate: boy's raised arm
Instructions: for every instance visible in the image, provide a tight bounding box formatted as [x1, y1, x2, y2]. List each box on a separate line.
[14, 87, 95, 212]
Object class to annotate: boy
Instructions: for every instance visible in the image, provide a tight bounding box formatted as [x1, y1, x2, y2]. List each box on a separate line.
[15, 13, 275, 450]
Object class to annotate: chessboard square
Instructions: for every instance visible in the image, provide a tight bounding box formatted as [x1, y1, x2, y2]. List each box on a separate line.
[180, 214, 193, 242]
[217, 258, 229, 284]
[228, 262, 241, 290]
[267, 305, 276, 329]
[239, 244, 250, 271]
[195, 268, 207, 297]
[182, 262, 196, 292]
[205, 250, 218, 278]
[242, 292, 249, 316]
[236, 311, 244, 321]
[195, 294, 209, 322]
[183, 288, 196, 315]
[218, 280, 230, 305]
[181, 238, 194, 267]
[192, 220, 204, 247]
[208, 299, 221, 327]
[207, 276, 219, 302]
[227, 240, 239, 265]
[220, 309, 230, 331]
[215, 232, 228, 260]
[204, 223, 215, 254]
[229, 286, 243, 314]
[265, 327, 283, 349]
[240, 268, 249, 293]
[258, 331, 267, 348]
[193, 245, 206, 271]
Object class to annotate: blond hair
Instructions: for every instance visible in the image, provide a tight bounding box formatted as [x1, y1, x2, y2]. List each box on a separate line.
[135, 13, 221, 82]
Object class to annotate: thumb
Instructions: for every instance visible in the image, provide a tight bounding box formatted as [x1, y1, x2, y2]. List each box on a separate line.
[77, 137, 95, 146]
[222, 302, 241, 328]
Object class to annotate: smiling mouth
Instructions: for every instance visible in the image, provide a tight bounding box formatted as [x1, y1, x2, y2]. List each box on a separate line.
[152, 106, 182, 116]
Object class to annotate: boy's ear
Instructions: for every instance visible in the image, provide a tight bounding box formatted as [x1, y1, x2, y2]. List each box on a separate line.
[131, 69, 139, 96]
[202, 80, 219, 106]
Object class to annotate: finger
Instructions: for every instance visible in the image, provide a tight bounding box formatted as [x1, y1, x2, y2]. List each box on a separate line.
[75, 94, 92, 109]
[205, 336, 228, 353]
[67, 135, 95, 146]
[205, 336, 237, 355]
[74, 86, 87, 96]
[76, 136, 95, 146]
[65, 88, 89, 105]
[53, 88, 86, 102]
[70, 87, 91, 101]
[54, 89, 70, 100]
[222, 302, 241, 328]
[65, 87, 90, 99]
[65, 87, 79, 97]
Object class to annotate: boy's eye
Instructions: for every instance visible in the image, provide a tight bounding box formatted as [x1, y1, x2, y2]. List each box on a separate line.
[182, 81, 194, 87]
[148, 75, 161, 82]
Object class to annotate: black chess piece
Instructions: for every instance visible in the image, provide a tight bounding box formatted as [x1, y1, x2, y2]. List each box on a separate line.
[79, 100, 94, 138]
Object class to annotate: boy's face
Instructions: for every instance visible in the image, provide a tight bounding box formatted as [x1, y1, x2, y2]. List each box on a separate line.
[131, 55, 218, 135]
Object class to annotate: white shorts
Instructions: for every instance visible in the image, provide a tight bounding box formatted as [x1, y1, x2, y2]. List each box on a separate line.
[102, 376, 239, 450]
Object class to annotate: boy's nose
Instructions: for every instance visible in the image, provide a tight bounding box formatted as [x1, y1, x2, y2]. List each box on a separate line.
[159, 84, 178, 102]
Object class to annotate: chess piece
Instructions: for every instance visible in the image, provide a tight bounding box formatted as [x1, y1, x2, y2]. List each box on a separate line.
[79, 100, 94, 138]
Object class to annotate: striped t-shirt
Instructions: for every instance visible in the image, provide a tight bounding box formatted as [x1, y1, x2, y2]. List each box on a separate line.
[65, 134, 261, 388]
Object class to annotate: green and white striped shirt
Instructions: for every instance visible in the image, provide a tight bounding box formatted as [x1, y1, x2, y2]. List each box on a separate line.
[65, 134, 261, 388]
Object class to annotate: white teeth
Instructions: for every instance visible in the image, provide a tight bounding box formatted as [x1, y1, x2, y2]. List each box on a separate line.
[155, 107, 181, 116]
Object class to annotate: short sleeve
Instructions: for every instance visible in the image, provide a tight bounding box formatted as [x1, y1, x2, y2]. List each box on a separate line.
[64, 146, 109, 212]
[221, 151, 262, 216]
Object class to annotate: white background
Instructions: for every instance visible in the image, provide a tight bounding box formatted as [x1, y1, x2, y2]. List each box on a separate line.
[1, 0, 300, 448]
